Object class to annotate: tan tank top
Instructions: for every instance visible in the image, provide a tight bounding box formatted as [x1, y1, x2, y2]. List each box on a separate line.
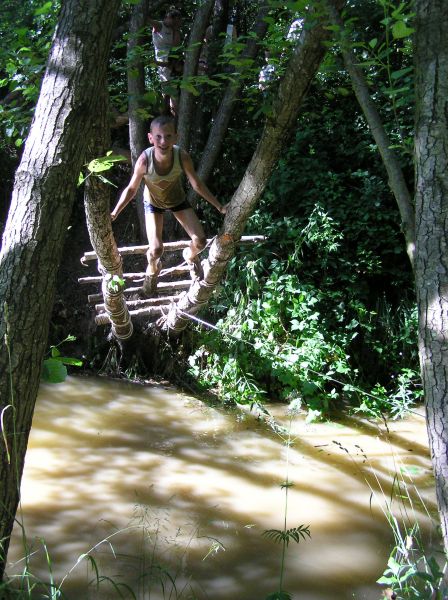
[142, 145, 185, 209]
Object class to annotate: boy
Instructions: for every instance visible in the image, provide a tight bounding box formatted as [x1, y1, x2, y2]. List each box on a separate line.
[147, 8, 183, 116]
[111, 115, 227, 297]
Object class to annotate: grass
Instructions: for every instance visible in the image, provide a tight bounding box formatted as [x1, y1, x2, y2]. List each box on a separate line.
[332, 418, 446, 600]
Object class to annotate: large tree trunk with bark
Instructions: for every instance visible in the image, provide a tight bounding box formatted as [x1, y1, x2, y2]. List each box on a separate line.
[0, 0, 120, 578]
[414, 0, 448, 555]
[325, 0, 416, 267]
[161, 1, 345, 332]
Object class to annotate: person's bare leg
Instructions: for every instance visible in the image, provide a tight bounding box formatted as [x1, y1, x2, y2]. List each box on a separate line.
[174, 208, 206, 279]
[140, 211, 164, 297]
[145, 211, 164, 274]
[174, 208, 206, 260]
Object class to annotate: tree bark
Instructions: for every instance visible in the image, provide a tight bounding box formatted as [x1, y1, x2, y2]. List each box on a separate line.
[84, 90, 133, 341]
[186, 2, 269, 206]
[161, 1, 345, 332]
[414, 0, 448, 555]
[325, 0, 416, 267]
[0, 0, 120, 578]
[177, 0, 214, 151]
[127, 0, 149, 242]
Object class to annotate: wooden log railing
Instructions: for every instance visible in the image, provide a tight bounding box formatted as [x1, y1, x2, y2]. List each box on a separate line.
[79, 265, 190, 285]
[87, 280, 192, 305]
[80, 235, 265, 263]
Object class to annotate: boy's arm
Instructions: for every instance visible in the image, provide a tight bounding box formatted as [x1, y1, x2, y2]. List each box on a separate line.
[181, 150, 227, 214]
[111, 152, 147, 221]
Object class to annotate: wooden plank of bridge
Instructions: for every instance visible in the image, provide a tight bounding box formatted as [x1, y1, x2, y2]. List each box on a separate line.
[80, 235, 265, 263]
[81, 234, 266, 326]
[94, 295, 179, 313]
[79, 265, 190, 285]
[87, 280, 192, 305]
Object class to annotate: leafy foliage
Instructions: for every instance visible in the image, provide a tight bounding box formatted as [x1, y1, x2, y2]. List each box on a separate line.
[263, 525, 311, 546]
[41, 335, 82, 384]
[0, 0, 60, 150]
[78, 151, 127, 187]
[190, 60, 418, 419]
[376, 513, 447, 599]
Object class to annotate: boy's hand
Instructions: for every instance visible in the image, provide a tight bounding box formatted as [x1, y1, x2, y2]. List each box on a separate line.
[220, 203, 228, 215]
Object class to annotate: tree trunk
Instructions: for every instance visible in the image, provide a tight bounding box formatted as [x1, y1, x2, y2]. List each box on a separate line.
[0, 0, 120, 578]
[414, 0, 448, 555]
[161, 1, 345, 332]
[207, 0, 229, 77]
[84, 89, 133, 341]
[325, 0, 416, 267]
[127, 0, 149, 242]
[177, 0, 214, 151]
[186, 2, 269, 207]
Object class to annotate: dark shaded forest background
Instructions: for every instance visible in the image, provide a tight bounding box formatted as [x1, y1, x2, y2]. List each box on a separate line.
[0, 0, 418, 421]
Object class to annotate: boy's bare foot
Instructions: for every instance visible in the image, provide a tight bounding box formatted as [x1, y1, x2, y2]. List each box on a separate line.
[183, 247, 204, 280]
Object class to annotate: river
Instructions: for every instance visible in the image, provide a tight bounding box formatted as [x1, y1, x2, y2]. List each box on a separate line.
[7, 375, 440, 599]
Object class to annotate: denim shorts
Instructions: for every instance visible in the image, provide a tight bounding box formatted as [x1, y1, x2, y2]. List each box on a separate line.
[144, 199, 191, 214]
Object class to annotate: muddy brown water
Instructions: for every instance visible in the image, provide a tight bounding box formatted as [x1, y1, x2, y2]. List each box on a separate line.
[7, 376, 440, 599]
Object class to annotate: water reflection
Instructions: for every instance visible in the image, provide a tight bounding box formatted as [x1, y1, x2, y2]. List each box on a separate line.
[7, 376, 438, 599]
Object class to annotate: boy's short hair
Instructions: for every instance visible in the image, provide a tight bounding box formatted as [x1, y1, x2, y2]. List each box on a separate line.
[150, 115, 176, 131]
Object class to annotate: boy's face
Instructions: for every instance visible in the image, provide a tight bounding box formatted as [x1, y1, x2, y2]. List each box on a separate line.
[148, 123, 177, 157]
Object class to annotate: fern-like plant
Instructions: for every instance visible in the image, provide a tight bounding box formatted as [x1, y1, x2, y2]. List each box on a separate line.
[263, 399, 311, 599]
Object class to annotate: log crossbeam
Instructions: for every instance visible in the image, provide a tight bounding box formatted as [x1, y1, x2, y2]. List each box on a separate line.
[80, 235, 265, 327]
[80, 235, 265, 263]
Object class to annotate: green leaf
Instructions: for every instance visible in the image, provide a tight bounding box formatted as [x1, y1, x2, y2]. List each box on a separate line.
[87, 153, 126, 174]
[391, 67, 413, 80]
[97, 174, 117, 187]
[56, 357, 83, 367]
[51, 346, 60, 358]
[262, 525, 310, 546]
[387, 556, 402, 575]
[376, 575, 396, 584]
[106, 274, 125, 293]
[34, 2, 53, 16]
[41, 358, 67, 384]
[392, 21, 414, 39]
[180, 82, 200, 96]
[400, 464, 424, 476]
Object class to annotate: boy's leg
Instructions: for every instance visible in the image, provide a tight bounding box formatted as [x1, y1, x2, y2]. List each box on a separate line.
[173, 208, 206, 261]
[141, 211, 164, 297]
[144, 210, 164, 275]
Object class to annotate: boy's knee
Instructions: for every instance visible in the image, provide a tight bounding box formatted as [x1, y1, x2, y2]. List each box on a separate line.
[147, 245, 163, 261]
[192, 235, 207, 250]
